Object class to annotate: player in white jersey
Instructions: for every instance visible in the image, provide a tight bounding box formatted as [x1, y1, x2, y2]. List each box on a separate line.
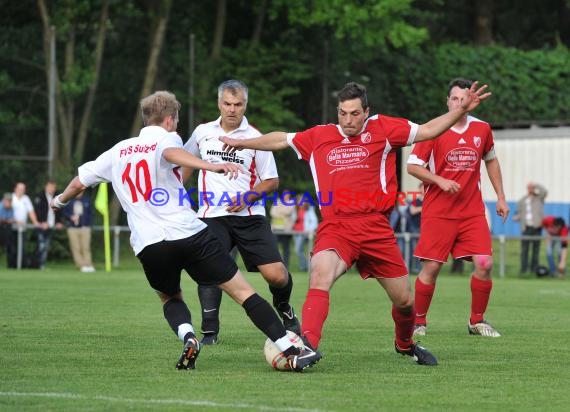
[50, 91, 321, 372]
[184, 80, 300, 344]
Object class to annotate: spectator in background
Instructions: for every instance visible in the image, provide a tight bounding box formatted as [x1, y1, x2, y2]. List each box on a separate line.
[542, 216, 567, 278]
[513, 182, 547, 275]
[33, 180, 64, 269]
[63, 190, 95, 272]
[292, 195, 318, 271]
[0, 193, 16, 268]
[270, 190, 297, 268]
[405, 183, 423, 274]
[11, 182, 39, 268]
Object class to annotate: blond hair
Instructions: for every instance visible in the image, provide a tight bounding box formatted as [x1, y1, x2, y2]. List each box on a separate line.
[140, 91, 181, 126]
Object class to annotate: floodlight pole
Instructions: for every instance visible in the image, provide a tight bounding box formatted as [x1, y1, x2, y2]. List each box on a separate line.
[48, 25, 56, 178]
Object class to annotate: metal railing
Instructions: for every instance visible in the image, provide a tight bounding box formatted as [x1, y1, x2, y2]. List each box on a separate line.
[9, 225, 564, 278]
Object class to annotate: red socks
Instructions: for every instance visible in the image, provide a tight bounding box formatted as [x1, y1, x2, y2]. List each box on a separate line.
[301, 288, 330, 349]
[414, 277, 436, 326]
[470, 275, 492, 324]
[392, 305, 414, 350]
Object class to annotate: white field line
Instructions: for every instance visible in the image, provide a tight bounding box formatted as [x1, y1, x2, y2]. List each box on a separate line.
[0, 391, 329, 412]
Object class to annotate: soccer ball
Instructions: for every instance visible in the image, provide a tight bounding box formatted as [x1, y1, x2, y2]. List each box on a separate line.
[263, 330, 305, 371]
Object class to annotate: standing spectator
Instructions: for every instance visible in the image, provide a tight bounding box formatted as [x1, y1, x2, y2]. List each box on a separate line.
[219, 80, 490, 365]
[542, 216, 567, 278]
[270, 190, 297, 268]
[407, 78, 509, 338]
[11, 182, 39, 268]
[405, 183, 423, 274]
[50, 90, 320, 372]
[33, 180, 64, 269]
[292, 195, 319, 271]
[62, 190, 95, 272]
[0, 193, 16, 268]
[513, 182, 547, 275]
[184, 80, 300, 345]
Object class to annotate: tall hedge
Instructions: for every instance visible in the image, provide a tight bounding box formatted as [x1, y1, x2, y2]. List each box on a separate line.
[386, 43, 570, 125]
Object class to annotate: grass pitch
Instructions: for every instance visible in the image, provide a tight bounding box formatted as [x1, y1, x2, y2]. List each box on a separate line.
[1, 266, 569, 411]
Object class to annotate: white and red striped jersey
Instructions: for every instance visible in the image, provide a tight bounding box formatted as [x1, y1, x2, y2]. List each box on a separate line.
[78, 126, 207, 255]
[185, 116, 278, 218]
[288, 115, 418, 219]
[407, 115, 496, 219]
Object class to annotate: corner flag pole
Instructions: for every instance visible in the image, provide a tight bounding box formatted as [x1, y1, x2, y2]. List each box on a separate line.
[95, 183, 112, 272]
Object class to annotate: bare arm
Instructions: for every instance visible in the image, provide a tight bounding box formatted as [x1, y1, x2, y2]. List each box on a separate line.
[406, 164, 461, 193]
[220, 132, 289, 153]
[415, 82, 491, 142]
[163, 147, 242, 179]
[485, 157, 510, 222]
[50, 176, 88, 210]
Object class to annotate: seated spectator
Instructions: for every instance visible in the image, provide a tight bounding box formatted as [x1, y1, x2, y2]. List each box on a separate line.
[542, 216, 568, 278]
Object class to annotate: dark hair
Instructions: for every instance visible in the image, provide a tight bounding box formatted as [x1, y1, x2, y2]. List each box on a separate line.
[447, 78, 473, 97]
[338, 82, 368, 110]
[553, 217, 566, 227]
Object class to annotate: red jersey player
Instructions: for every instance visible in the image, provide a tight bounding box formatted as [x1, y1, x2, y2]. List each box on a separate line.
[407, 78, 509, 338]
[219, 81, 491, 366]
[542, 215, 568, 276]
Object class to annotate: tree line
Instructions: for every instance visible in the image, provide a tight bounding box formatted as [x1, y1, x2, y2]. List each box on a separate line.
[1, 0, 569, 223]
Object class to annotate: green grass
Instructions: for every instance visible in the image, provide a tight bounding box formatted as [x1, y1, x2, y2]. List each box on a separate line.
[1, 266, 569, 412]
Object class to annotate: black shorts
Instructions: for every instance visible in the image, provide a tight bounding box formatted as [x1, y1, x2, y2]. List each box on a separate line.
[201, 215, 283, 272]
[137, 228, 238, 296]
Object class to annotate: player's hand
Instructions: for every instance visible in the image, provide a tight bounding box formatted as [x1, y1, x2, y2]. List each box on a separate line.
[496, 198, 510, 223]
[219, 136, 243, 154]
[461, 81, 492, 112]
[208, 162, 243, 180]
[225, 194, 251, 213]
[437, 178, 461, 193]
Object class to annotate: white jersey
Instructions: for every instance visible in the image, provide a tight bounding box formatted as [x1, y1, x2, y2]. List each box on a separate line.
[184, 116, 278, 218]
[78, 125, 207, 255]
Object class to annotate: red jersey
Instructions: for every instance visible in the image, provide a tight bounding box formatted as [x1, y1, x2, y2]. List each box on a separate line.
[288, 115, 418, 219]
[408, 116, 495, 219]
[542, 216, 568, 247]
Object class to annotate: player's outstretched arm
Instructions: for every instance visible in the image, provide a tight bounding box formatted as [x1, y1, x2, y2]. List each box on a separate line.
[50, 176, 88, 211]
[220, 132, 289, 154]
[415, 81, 492, 142]
[163, 148, 243, 179]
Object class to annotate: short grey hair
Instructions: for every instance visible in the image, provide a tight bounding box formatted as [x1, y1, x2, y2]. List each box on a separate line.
[218, 80, 248, 104]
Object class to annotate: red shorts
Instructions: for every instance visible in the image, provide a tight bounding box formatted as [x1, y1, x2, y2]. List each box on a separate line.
[313, 214, 408, 279]
[414, 215, 492, 262]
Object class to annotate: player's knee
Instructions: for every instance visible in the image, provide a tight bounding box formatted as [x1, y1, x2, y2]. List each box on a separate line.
[308, 268, 334, 290]
[474, 255, 493, 271]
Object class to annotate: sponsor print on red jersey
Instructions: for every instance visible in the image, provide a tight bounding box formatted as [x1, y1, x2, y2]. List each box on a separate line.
[288, 115, 417, 219]
[408, 116, 494, 220]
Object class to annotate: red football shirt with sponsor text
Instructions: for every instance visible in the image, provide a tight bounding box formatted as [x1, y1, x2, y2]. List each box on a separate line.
[288, 115, 417, 219]
[408, 116, 494, 219]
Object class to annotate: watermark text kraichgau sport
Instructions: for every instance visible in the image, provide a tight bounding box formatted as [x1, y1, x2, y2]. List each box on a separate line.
[147, 188, 422, 207]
